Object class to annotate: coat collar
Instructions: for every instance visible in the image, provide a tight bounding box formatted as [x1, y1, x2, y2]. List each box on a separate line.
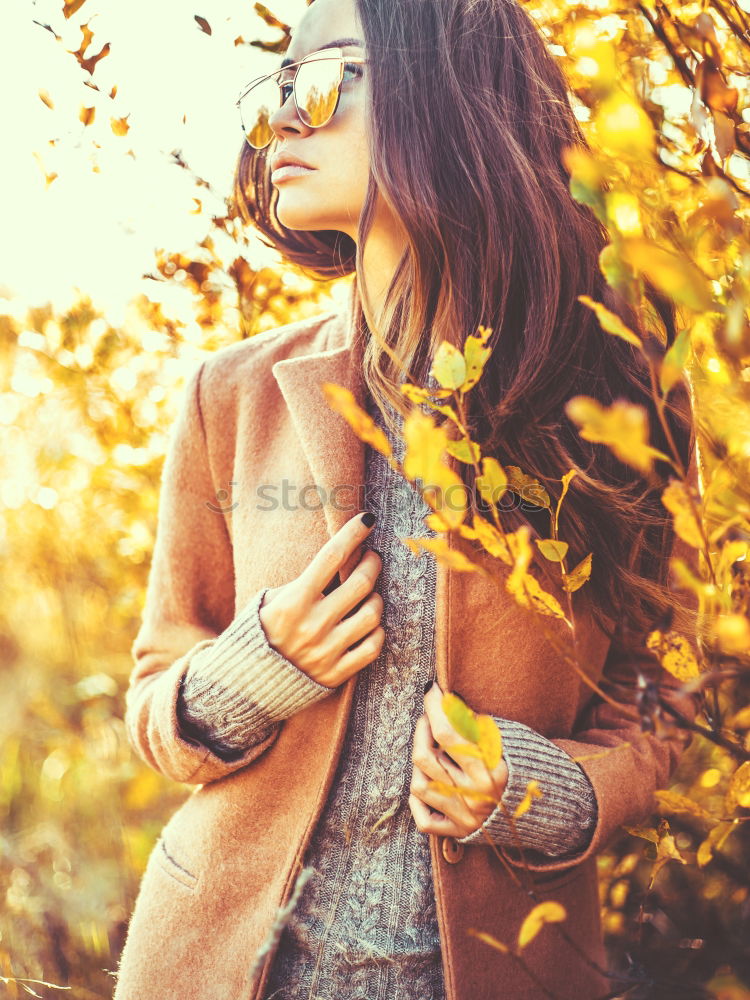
[270, 281, 366, 542]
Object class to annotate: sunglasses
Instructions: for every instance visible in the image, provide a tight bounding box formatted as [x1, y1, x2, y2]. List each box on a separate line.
[236, 48, 368, 150]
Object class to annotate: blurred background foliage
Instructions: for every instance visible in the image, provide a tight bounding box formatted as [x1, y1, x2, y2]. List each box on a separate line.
[1, 0, 749, 997]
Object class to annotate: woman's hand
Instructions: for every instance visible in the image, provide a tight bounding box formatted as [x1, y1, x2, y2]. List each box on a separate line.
[258, 511, 384, 688]
[409, 681, 509, 839]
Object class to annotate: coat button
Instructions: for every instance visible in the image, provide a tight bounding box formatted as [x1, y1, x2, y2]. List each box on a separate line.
[441, 836, 465, 864]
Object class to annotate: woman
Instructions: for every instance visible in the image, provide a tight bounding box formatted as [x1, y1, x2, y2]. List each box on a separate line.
[114, 0, 700, 998]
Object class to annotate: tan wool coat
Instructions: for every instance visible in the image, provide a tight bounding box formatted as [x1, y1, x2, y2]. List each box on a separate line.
[114, 284, 699, 1000]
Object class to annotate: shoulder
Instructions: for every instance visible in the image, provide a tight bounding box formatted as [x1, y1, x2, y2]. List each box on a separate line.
[194, 305, 343, 412]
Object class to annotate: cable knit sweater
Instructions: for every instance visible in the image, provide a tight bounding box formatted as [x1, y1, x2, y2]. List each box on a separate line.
[175, 388, 597, 1000]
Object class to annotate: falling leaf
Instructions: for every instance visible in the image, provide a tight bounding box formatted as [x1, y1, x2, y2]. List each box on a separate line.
[38, 90, 54, 110]
[79, 105, 95, 126]
[110, 115, 130, 136]
[194, 14, 212, 35]
[578, 294, 643, 349]
[646, 629, 701, 681]
[518, 902, 567, 950]
[63, 0, 87, 17]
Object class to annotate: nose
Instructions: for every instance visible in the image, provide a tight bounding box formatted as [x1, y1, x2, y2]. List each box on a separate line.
[268, 86, 314, 143]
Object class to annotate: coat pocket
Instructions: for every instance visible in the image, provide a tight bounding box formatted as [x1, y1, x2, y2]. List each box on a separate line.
[154, 835, 199, 890]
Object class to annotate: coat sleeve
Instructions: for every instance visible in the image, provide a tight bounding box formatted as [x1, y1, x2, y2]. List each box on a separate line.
[124, 360, 334, 785]
[497, 513, 705, 876]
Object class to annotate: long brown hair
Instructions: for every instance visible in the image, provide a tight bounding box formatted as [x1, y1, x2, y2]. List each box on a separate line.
[231, 0, 695, 647]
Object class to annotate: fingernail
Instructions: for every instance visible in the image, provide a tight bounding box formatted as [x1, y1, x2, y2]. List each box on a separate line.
[361, 511, 375, 527]
[423, 679, 434, 694]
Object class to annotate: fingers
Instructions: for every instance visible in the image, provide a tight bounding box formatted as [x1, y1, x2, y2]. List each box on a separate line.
[322, 548, 383, 625]
[410, 716, 480, 836]
[423, 683, 489, 789]
[300, 511, 376, 601]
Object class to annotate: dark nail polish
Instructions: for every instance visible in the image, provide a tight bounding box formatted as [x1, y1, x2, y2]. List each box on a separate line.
[423, 679, 434, 694]
[361, 511, 376, 527]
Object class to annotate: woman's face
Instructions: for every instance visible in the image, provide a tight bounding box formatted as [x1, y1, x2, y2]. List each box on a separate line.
[266, 0, 371, 241]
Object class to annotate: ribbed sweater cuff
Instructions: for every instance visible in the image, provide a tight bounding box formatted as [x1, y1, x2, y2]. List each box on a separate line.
[455, 717, 597, 856]
[178, 586, 336, 753]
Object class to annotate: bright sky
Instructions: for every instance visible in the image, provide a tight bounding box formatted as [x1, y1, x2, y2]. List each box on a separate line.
[1, 0, 309, 322]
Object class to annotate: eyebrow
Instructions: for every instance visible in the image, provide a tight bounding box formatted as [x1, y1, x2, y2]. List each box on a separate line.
[280, 38, 364, 70]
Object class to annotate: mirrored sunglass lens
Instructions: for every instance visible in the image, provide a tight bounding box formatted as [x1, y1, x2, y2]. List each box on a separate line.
[294, 58, 342, 127]
[239, 77, 278, 149]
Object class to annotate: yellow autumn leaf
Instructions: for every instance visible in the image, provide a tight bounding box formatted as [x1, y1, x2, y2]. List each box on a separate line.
[518, 902, 567, 951]
[476, 715, 503, 770]
[426, 778, 496, 804]
[514, 780, 543, 819]
[649, 825, 686, 887]
[39, 89, 54, 109]
[697, 820, 737, 868]
[646, 629, 701, 681]
[595, 93, 655, 155]
[562, 552, 593, 592]
[402, 535, 484, 572]
[476, 456, 508, 507]
[506, 527, 570, 623]
[459, 513, 512, 565]
[79, 105, 96, 126]
[624, 825, 660, 845]
[578, 294, 643, 349]
[660, 327, 692, 396]
[400, 383, 454, 403]
[446, 438, 481, 464]
[725, 761, 750, 813]
[506, 466, 551, 508]
[466, 929, 509, 954]
[536, 538, 569, 562]
[620, 238, 715, 313]
[442, 692, 480, 742]
[431, 340, 467, 390]
[110, 115, 130, 136]
[716, 614, 750, 656]
[322, 383, 392, 457]
[461, 325, 493, 391]
[402, 410, 467, 529]
[661, 480, 704, 549]
[565, 395, 669, 474]
[653, 790, 712, 822]
[554, 469, 577, 537]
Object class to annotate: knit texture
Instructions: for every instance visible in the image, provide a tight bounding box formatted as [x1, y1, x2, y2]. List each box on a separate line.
[175, 391, 597, 999]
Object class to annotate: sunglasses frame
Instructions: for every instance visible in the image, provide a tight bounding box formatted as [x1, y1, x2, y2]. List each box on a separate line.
[235, 48, 368, 150]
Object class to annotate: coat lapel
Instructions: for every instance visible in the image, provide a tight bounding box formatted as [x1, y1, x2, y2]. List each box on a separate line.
[270, 284, 367, 554]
